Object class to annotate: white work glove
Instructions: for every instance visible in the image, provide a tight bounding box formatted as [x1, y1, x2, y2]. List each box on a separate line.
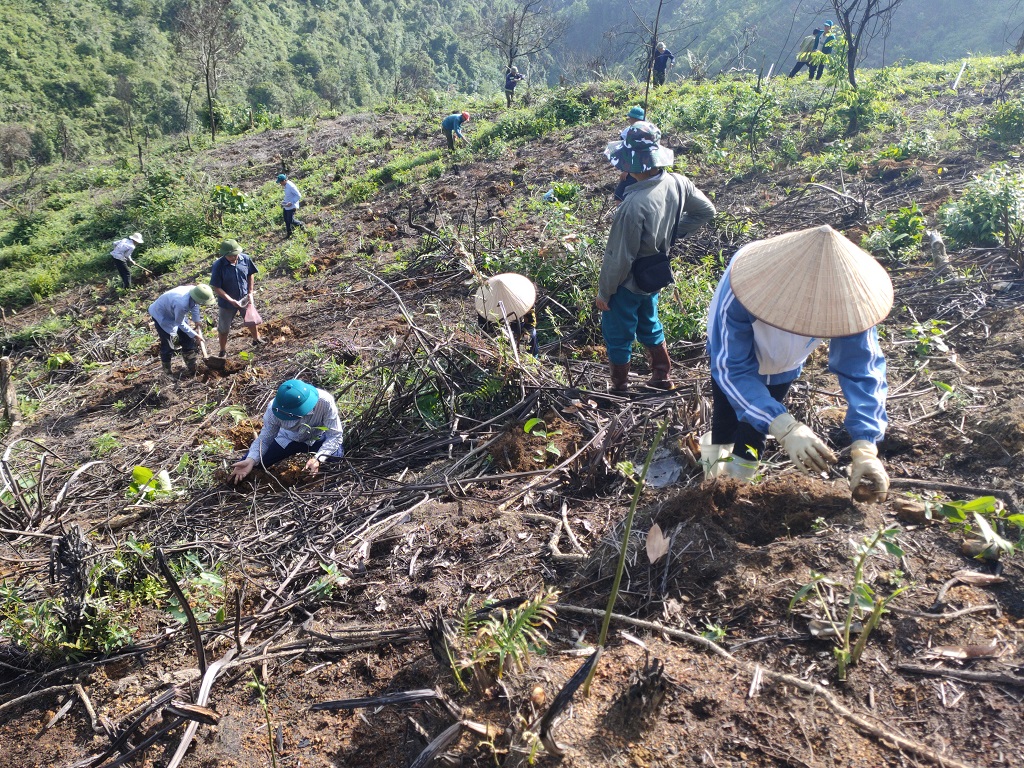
[849, 440, 889, 503]
[769, 412, 836, 474]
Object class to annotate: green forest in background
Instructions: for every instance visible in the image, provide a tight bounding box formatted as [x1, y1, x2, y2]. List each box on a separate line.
[0, 0, 1020, 164]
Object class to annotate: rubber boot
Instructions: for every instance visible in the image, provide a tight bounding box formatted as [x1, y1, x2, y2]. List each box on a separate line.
[609, 363, 631, 393]
[644, 341, 675, 390]
[722, 453, 759, 482]
[183, 350, 198, 376]
[699, 432, 735, 479]
[160, 358, 173, 376]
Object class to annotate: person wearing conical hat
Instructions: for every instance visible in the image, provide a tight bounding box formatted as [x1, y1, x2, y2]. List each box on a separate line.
[703, 225, 892, 503]
[110, 232, 144, 290]
[598, 122, 716, 392]
[475, 273, 540, 355]
[230, 379, 345, 484]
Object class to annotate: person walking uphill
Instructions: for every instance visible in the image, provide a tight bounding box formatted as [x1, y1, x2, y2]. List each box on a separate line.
[148, 283, 216, 376]
[504, 66, 526, 107]
[230, 379, 345, 484]
[789, 28, 824, 78]
[441, 111, 470, 151]
[111, 232, 144, 290]
[703, 225, 892, 503]
[278, 174, 302, 237]
[210, 239, 262, 356]
[652, 42, 675, 87]
[597, 122, 716, 392]
[811, 21, 837, 80]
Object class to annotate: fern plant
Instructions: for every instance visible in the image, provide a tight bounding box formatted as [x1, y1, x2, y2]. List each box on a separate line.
[471, 588, 558, 678]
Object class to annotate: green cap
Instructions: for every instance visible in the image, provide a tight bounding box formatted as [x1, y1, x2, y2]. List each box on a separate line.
[272, 379, 318, 420]
[189, 283, 216, 306]
[219, 239, 242, 257]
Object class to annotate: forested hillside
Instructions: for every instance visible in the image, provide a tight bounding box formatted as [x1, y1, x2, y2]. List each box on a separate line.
[1, 0, 1021, 165]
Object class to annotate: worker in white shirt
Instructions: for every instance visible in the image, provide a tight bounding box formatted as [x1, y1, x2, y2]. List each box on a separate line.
[111, 232, 143, 289]
[278, 174, 303, 237]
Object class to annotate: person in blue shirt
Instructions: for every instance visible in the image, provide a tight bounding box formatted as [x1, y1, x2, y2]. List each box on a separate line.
[441, 111, 470, 151]
[148, 284, 216, 376]
[703, 225, 892, 503]
[504, 66, 526, 107]
[652, 42, 675, 87]
[210, 239, 262, 356]
[812, 21, 837, 80]
[278, 174, 302, 237]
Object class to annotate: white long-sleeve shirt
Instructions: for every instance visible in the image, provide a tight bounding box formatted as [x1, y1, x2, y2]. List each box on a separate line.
[282, 180, 302, 210]
[246, 389, 344, 463]
[110, 238, 137, 263]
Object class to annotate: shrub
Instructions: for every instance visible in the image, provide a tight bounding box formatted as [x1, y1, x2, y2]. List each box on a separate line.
[862, 203, 926, 260]
[941, 166, 1024, 249]
[984, 100, 1024, 144]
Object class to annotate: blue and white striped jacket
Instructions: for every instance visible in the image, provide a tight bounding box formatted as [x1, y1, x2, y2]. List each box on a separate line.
[706, 258, 888, 443]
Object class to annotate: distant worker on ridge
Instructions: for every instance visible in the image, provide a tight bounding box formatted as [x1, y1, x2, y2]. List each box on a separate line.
[111, 232, 144, 290]
[504, 65, 526, 107]
[614, 106, 646, 202]
[702, 225, 892, 504]
[148, 283, 216, 377]
[230, 379, 345, 484]
[811, 21, 837, 80]
[651, 42, 675, 87]
[210, 239, 263, 357]
[278, 174, 303, 238]
[789, 27, 824, 79]
[441, 111, 471, 151]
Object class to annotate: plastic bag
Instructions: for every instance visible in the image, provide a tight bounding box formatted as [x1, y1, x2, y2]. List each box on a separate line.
[243, 302, 263, 328]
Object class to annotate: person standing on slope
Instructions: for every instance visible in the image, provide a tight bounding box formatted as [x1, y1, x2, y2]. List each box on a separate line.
[597, 122, 716, 392]
[210, 239, 262, 356]
[614, 106, 646, 202]
[148, 283, 216, 377]
[278, 174, 303, 238]
[504, 66, 526, 107]
[702, 225, 892, 504]
[651, 42, 675, 87]
[441, 111, 471, 151]
[789, 28, 824, 79]
[111, 232, 144, 290]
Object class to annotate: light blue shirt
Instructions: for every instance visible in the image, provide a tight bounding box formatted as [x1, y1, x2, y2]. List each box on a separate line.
[707, 257, 888, 443]
[148, 286, 202, 339]
[282, 180, 301, 210]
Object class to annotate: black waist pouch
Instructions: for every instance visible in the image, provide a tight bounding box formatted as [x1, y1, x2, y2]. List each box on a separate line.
[632, 252, 673, 292]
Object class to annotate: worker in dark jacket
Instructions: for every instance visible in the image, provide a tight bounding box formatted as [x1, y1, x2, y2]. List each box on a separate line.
[811, 21, 837, 80]
[504, 66, 526, 107]
[790, 28, 824, 78]
[441, 112, 471, 151]
[652, 42, 675, 87]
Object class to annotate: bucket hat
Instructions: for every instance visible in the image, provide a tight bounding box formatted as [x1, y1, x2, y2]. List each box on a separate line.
[475, 273, 536, 322]
[728, 225, 894, 338]
[627, 106, 645, 120]
[272, 379, 319, 420]
[605, 121, 674, 173]
[189, 283, 217, 306]
[219, 239, 243, 257]
[129, 232, 144, 244]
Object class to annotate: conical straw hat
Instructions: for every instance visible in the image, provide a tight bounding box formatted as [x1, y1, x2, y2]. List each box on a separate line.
[474, 273, 536, 322]
[729, 225, 893, 338]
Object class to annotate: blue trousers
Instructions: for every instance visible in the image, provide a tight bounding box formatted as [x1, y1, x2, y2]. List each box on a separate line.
[602, 288, 665, 365]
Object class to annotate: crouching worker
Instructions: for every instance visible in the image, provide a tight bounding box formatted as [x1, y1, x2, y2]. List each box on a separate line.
[475, 273, 540, 355]
[230, 379, 344, 484]
[703, 225, 892, 502]
[148, 284, 216, 376]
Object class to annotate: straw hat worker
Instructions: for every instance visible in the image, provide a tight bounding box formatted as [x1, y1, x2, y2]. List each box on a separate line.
[703, 225, 892, 502]
[475, 273, 539, 355]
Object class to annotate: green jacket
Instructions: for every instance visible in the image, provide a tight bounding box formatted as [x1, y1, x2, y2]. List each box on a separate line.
[598, 171, 716, 303]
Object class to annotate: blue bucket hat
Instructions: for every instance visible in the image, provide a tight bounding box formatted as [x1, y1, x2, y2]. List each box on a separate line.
[605, 121, 674, 173]
[627, 105, 645, 120]
[277, 173, 288, 182]
[272, 379, 318, 420]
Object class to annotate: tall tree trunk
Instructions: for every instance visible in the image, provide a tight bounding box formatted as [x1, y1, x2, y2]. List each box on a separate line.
[847, 40, 858, 88]
[206, 67, 215, 142]
[1016, 28, 1024, 55]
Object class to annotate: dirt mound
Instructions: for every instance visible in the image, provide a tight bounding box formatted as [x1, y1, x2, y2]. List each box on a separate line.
[658, 475, 858, 546]
[976, 400, 1024, 459]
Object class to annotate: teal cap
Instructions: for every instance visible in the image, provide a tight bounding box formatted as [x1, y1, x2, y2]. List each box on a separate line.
[272, 379, 318, 420]
[627, 106, 645, 120]
[277, 173, 288, 182]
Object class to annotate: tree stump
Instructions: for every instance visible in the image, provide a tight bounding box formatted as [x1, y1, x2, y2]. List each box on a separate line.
[0, 356, 18, 425]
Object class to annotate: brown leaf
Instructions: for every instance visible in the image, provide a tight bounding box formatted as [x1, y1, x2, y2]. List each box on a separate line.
[646, 524, 670, 564]
[952, 570, 1007, 587]
[921, 643, 1003, 660]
